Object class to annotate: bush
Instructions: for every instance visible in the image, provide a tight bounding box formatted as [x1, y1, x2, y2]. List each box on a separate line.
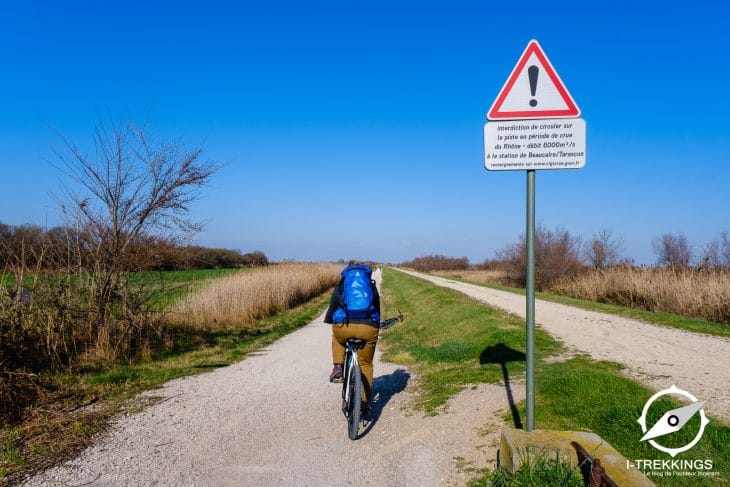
[495, 225, 584, 290]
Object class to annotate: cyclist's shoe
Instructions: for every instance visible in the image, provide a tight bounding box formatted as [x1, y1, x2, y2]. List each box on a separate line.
[361, 401, 370, 417]
[329, 364, 343, 383]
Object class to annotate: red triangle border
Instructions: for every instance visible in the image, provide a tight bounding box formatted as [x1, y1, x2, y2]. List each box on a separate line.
[488, 40, 580, 120]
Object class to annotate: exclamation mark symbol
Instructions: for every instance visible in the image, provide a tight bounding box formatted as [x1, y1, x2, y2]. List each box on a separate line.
[528, 65, 539, 107]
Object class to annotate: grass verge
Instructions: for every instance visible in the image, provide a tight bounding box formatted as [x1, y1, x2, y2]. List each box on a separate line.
[470, 448, 584, 487]
[381, 268, 729, 486]
[527, 356, 729, 487]
[380, 268, 563, 413]
[432, 272, 730, 339]
[0, 291, 330, 483]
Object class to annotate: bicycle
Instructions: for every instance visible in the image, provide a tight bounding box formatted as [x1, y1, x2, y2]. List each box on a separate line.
[341, 310, 403, 440]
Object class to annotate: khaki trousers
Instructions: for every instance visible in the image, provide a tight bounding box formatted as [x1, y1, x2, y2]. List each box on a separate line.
[332, 323, 379, 403]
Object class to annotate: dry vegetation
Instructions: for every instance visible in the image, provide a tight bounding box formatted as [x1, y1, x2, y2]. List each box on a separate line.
[432, 268, 511, 286]
[403, 254, 469, 272]
[169, 262, 341, 330]
[550, 267, 730, 324]
[409, 227, 730, 325]
[433, 266, 730, 324]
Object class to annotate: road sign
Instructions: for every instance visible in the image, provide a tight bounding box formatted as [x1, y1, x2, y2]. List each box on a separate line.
[482, 40, 586, 433]
[488, 40, 580, 120]
[484, 118, 586, 171]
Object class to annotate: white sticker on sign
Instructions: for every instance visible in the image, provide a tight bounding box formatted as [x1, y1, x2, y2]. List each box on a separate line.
[484, 118, 586, 171]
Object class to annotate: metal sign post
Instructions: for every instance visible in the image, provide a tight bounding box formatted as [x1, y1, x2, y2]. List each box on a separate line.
[525, 169, 536, 431]
[484, 40, 585, 432]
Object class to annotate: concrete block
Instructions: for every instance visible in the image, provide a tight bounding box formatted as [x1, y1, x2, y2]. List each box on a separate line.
[499, 428, 654, 486]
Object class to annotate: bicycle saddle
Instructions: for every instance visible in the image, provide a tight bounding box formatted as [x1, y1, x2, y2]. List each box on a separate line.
[345, 338, 366, 349]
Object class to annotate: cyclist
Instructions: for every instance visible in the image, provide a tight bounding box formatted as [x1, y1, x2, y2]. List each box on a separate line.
[324, 261, 381, 415]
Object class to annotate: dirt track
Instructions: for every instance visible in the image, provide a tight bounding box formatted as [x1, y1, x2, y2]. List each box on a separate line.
[23, 267, 729, 486]
[397, 268, 730, 423]
[22, 269, 521, 487]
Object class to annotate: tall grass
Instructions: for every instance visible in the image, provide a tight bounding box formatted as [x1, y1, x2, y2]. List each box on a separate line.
[550, 267, 730, 324]
[433, 269, 512, 286]
[169, 262, 341, 329]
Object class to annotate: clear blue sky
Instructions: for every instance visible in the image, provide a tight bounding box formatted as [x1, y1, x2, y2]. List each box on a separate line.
[1, 1, 728, 263]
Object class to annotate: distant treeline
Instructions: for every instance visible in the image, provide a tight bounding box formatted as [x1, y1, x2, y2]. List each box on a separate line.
[403, 254, 469, 272]
[0, 221, 268, 270]
[403, 227, 730, 290]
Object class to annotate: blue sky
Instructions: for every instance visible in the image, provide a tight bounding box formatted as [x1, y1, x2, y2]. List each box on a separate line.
[1, 1, 728, 263]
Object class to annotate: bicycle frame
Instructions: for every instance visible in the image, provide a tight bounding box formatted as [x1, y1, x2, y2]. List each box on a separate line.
[342, 342, 360, 413]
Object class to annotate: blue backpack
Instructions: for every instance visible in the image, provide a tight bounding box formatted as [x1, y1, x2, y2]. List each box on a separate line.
[332, 264, 380, 323]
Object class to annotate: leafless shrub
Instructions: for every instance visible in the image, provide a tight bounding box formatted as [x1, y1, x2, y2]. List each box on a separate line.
[700, 231, 730, 269]
[496, 225, 584, 290]
[0, 116, 220, 373]
[652, 233, 692, 268]
[584, 229, 626, 269]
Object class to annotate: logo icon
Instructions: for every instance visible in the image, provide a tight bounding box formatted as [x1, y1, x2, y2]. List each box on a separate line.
[638, 385, 709, 457]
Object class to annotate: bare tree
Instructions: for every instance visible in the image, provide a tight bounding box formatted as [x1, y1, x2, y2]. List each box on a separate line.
[653, 233, 692, 269]
[700, 239, 720, 269]
[50, 115, 221, 359]
[722, 232, 730, 268]
[584, 229, 625, 269]
[700, 231, 730, 269]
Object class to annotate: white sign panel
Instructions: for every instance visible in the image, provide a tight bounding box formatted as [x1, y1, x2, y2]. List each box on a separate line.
[484, 118, 586, 171]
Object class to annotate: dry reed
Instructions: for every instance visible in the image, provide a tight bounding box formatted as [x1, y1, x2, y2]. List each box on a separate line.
[169, 262, 341, 329]
[550, 267, 730, 324]
[432, 269, 512, 286]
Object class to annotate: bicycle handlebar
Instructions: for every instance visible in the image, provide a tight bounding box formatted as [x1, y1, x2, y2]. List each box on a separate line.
[379, 308, 404, 330]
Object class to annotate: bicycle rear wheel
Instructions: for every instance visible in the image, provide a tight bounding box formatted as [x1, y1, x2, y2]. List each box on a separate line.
[346, 359, 362, 440]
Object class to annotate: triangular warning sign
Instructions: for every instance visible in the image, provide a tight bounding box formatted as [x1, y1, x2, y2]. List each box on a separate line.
[487, 40, 580, 120]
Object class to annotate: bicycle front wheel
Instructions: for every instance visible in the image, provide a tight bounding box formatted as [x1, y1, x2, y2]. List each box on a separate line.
[346, 360, 362, 440]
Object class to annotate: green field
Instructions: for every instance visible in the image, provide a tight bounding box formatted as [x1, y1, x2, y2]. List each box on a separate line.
[380, 268, 729, 486]
[130, 268, 243, 306]
[1, 268, 242, 308]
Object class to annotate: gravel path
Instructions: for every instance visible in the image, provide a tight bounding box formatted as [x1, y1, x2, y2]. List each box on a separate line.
[22, 269, 521, 487]
[397, 268, 730, 423]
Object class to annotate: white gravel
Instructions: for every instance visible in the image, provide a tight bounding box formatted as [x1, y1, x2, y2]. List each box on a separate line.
[27, 266, 723, 486]
[21, 269, 521, 487]
[397, 268, 730, 423]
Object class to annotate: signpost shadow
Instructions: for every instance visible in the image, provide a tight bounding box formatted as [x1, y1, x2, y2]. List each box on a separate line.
[480, 343, 525, 429]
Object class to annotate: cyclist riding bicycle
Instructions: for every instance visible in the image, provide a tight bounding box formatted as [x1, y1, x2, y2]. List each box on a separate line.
[324, 261, 381, 415]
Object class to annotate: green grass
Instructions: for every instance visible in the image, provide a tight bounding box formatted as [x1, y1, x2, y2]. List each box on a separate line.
[470, 448, 584, 487]
[130, 268, 243, 307]
[1, 268, 243, 308]
[380, 268, 564, 412]
[0, 290, 330, 482]
[439, 274, 730, 339]
[528, 356, 730, 486]
[382, 268, 730, 486]
[66, 290, 329, 399]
